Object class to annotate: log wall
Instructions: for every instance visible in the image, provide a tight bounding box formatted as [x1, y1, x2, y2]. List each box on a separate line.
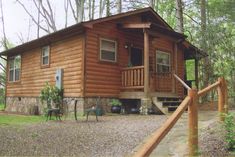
[85, 21, 144, 97]
[6, 35, 84, 97]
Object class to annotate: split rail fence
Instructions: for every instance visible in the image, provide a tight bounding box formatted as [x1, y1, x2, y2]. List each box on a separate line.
[133, 77, 228, 157]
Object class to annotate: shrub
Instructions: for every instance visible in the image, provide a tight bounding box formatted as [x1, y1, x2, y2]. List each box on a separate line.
[40, 82, 62, 109]
[224, 113, 235, 151]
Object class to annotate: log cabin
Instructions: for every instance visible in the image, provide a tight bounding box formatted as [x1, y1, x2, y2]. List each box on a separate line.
[0, 7, 206, 115]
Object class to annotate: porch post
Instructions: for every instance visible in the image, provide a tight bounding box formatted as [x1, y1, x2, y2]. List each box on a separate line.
[143, 28, 149, 96]
[195, 59, 199, 89]
[141, 28, 151, 115]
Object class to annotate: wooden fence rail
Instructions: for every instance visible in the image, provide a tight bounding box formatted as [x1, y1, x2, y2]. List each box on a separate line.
[133, 77, 228, 157]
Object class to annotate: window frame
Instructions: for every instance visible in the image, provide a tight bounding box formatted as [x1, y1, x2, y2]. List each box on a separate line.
[156, 50, 171, 73]
[41, 45, 50, 67]
[8, 55, 21, 82]
[99, 38, 117, 63]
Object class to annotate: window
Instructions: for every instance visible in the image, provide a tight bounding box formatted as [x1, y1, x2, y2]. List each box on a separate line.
[9, 55, 21, 82]
[156, 50, 170, 73]
[41, 46, 50, 66]
[100, 38, 117, 62]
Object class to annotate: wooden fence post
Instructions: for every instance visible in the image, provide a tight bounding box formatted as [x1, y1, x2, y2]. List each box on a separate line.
[188, 89, 198, 156]
[218, 77, 227, 121]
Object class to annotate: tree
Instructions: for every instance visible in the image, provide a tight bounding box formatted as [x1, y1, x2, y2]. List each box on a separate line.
[117, 0, 122, 13]
[16, 0, 57, 34]
[175, 0, 184, 33]
[106, 0, 111, 16]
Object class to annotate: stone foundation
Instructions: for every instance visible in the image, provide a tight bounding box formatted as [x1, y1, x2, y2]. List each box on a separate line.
[140, 98, 152, 115]
[5, 97, 85, 115]
[84, 97, 113, 113]
[5, 96, 114, 115]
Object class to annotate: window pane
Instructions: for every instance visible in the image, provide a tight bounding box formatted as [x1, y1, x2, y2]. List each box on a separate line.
[14, 55, 21, 69]
[157, 53, 169, 65]
[9, 60, 14, 69]
[101, 50, 115, 61]
[101, 40, 115, 51]
[15, 69, 20, 81]
[9, 70, 14, 81]
[43, 56, 49, 65]
[42, 46, 49, 57]
[162, 66, 170, 72]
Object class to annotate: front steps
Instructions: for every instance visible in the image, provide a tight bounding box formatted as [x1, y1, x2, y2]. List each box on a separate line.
[152, 96, 182, 114]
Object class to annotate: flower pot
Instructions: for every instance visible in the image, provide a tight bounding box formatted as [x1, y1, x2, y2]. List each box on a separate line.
[111, 106, 121, 113]
[130, 108, 140, 114]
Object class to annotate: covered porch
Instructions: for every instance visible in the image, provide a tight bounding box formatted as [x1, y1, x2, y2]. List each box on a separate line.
[118, 22, 206, 98]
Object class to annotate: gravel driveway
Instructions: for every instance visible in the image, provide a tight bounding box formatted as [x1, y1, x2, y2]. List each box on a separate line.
[0, 115, 167, 157]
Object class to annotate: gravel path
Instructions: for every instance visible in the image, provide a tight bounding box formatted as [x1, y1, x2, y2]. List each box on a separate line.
[0, 115, 167, 157]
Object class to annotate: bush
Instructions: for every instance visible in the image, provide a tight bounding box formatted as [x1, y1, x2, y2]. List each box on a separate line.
[224, 113, 235, 151]
[40, 82, 62, 109]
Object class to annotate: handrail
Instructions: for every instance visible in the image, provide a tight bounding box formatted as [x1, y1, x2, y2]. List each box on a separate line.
[122, 65, 144, 70]
[173, 74, 191, 90]
[133, 96, 191, 157]
[132, 77, 228, 157]
[198, 81, 220, 97]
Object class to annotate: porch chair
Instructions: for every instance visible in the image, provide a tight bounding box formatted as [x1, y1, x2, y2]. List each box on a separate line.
[46, 107, 63, 121]
[84, 97, 102, 122]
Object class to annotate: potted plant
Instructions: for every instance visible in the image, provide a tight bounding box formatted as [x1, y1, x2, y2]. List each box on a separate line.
[110, 99, 122, 113]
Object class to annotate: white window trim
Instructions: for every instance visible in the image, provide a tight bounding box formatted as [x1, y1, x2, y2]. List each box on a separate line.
[156, 50, 171, 73]
[41, 45, 50, 66]
[8, 55, 21, 82]
[99, 38, 117, 62]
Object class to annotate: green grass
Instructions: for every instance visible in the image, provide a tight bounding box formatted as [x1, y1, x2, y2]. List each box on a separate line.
[0, 103, 4, 111]
[0, 114, 45, 126]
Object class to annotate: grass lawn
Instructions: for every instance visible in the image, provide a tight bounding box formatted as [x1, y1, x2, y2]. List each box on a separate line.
[0, 103, 5, 111]
[0, 114, 45, 126]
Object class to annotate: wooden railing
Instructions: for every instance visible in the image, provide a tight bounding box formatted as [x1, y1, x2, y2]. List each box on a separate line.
[173, 73, 191, 90]
[133, 77, 228, 157]
[121, 66, 144, 89]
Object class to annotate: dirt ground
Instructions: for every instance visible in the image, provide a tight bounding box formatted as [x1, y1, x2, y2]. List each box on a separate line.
[0, 115, 167, 157]
[0, 107, 233, 157]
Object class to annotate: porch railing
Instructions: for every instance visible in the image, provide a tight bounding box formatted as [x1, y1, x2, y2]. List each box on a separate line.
[121, 66, 144, 89]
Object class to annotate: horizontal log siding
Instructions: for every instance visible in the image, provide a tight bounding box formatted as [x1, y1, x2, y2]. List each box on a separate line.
[85, 21, 144, 97]
[6, 35, 84, 97]
[151, 37, 184, 97]
[152, 38, 173, 92]
[176, 49, 185, 97]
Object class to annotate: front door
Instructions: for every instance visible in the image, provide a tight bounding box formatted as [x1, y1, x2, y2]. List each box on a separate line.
[130, 47, 143, 66]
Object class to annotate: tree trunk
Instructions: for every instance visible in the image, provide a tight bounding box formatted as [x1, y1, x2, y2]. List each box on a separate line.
[91, 0, 95, 19]
[201, 0, 210, 102]
[106, 0, 110, 16]
[78, 0, 84, 22]
[149, 0, 155, 8]
[89, 0, 92, 20]
[117, 0, 122, 13]
[175, 0, 184, 33]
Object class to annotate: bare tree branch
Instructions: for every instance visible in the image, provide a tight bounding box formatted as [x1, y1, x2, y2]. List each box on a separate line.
[16, 0, 50, 33]
[68, 0, 78, 22]
[0, 0, 8, 50]
[64, 0, 69, 27]
[0, 56, 7, 61]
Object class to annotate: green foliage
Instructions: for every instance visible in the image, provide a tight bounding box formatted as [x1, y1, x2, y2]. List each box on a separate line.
[0, 103, 4, 111]
[224, 113, 235, 151]
[0, 114, 45, 126]
[109, 99, 122, 106]
[39, 82, 62, 108]
[186, 60, 195, 81]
